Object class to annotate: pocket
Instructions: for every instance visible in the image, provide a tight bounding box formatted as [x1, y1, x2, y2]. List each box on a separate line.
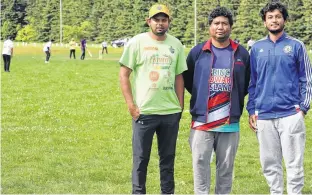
[256, 119, 264, 133]
[289, 113, 306, 134]
[178, 112, 182, 120]
[134, 114, 141, 122]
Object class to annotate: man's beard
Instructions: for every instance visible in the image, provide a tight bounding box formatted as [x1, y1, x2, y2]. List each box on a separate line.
[267, 24, 284, 34]
[215, 34, 230, 42]
[152, 29, 167, 36]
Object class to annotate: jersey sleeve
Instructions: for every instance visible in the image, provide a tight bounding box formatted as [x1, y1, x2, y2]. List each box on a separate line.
[119, 38, 138, 70]
[297, 43, 312, 114]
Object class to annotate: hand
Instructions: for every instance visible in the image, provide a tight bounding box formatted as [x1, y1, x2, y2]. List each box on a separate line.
[128, 104, 140, 120]
[249, 115, 257, 132]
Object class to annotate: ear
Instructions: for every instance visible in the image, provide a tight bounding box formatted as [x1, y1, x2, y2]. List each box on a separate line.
[263, 21, 266, 27]
[146, 18, 151, 26]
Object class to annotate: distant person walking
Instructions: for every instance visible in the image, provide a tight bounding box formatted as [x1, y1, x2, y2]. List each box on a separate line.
[80, 38, 86, 60]
[2, 36, 14, 72]
[43, 39, 53, 63]
[101, 41, 108, 54]
[69, 38, 76, 59]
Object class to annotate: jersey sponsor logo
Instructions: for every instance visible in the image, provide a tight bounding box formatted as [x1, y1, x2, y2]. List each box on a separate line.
[169, 46, 175, 54]
[210, 68, 231, 92]
[150, 54, 173, 65]
[163, 86, 173, 90]
[150, 83, 158, 89]
[211, 69, 230, 77]
[210, 76, 231, 84]
[144, 46, 158, 51]
[283, 45, 292, 54]
[259, 48, 264, 52]
[149, 71, 160, 82]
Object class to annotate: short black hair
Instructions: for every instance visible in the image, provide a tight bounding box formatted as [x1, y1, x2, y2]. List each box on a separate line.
[260, 1, 288, 21]
[208, 7, 233, 27]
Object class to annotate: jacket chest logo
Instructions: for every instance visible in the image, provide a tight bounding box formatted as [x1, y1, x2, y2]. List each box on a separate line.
[235, 59, 244, 66]
[283, 45, 292, 54]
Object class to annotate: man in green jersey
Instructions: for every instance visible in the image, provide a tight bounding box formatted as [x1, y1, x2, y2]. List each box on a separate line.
[119, 3, 187, 194]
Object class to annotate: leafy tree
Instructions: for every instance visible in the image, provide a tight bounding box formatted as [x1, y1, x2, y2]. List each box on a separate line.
[0, 0, 310, 46]
[220, 0, 240, 22]
[1, 21, 15, 39]
[167, 0, 192, 45]
[63, 25, 79, 42]
[15, 24, 37, 41]
[302, 0, 312, 48]
[282, 0, 305, 39]
[1, 0, 27, 39]
[232, 0, 265, 46]
[195, 0, 220, 43]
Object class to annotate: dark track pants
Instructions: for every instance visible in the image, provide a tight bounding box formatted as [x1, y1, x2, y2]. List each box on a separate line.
[2, 54, 11, 71]
[45, 51, 51, 62]
[80, 49, 85, 60]
[70, 49, 76, 59]
[131, 113, 181, 194]
[102, 47, 108, 54]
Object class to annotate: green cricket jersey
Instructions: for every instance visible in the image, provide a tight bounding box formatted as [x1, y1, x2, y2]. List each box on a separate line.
[119, 32, 187, 115]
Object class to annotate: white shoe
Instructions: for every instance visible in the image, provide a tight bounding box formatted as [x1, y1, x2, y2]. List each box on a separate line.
[45, 61, 49, 63]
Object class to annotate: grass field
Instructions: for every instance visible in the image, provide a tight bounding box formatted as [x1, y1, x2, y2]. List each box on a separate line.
[1, 44, 312, 194]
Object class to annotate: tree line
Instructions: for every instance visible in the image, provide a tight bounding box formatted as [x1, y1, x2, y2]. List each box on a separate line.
[1, 0, 311, 48]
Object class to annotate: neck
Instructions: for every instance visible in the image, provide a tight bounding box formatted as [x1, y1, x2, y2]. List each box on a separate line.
[148, 32, 167, 41]
[211, 38, 230, 48]
[269, 31, 284, 43]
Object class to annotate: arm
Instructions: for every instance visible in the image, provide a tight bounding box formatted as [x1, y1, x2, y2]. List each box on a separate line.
[175, 74, 184, 111]
[244, 50, 251, 96]
[246, 47, 257, 115]
[246, 47, 257, 131]
[119, 65, 139, 119]
[183, 47, 197, 94]
[297, 44, 312, 115]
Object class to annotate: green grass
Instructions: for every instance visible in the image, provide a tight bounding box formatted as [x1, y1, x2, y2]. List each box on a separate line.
[1, 45, 312, 194]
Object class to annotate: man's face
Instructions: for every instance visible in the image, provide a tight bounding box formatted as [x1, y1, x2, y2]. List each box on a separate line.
[264, 9, 286, 34]
[209, 16, 231, 42]
[147, 13, 170, 36]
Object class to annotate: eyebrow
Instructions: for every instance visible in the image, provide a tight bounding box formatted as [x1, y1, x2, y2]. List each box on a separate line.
[266, 13, 282, 17]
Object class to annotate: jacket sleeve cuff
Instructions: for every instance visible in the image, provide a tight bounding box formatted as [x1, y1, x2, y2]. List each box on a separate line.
[247, 109, 255, 116]
[299, 105, 308, 115]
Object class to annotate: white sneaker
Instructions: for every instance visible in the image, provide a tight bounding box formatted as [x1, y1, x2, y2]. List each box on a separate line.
[45, 61, 49, 63]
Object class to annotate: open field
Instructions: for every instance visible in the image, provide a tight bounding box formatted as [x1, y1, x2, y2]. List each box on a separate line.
[1, 45, 312, 194]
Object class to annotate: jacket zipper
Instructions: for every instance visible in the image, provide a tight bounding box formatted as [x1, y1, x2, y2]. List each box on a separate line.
[206, 52, 214, 123]
[272, 44, 276, 117]
[228, 51, 236, 124]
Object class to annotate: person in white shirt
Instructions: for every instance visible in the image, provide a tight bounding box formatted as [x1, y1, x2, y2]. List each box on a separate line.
[2, 36, 14, 72]
[247, 37, 255, 51]
[43, 39, 54, 63]
[101, 41, 108, 54]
